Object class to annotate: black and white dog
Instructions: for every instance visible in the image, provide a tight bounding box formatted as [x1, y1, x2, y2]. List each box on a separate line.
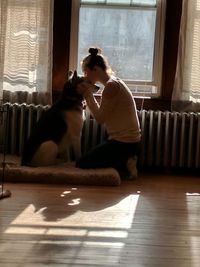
[21, 71, 85, 166]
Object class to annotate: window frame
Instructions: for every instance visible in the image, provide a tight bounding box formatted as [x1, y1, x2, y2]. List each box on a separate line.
[69, 0, 166, 97]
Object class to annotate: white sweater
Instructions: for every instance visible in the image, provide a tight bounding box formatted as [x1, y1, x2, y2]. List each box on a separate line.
[85, 76, 141, 143]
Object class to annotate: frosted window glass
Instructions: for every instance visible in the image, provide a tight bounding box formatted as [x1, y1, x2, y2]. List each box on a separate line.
[77, 6, 156, 81]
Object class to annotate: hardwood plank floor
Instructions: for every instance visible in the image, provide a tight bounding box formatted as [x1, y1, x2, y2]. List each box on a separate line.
[0, 173, 200, 267]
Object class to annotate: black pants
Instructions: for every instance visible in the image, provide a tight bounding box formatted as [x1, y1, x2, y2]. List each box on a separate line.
[76, 139, 140, 173]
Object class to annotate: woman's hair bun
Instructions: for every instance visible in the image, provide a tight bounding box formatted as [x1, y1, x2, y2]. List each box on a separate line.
[88, 47, 101, 56]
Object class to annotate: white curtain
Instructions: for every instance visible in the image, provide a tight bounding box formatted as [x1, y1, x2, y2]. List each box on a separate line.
[172, 0, 200, 112]
[0, 0, 53, 105]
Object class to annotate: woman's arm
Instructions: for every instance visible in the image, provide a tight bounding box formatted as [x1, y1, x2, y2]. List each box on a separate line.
[83, 82, 119, 124]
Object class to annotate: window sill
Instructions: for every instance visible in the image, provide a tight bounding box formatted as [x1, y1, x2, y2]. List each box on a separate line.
[94, 93, 171, 111]
[52, 91, 171, 111]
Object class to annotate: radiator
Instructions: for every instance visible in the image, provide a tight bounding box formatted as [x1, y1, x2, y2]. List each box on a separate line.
[1, 103, 200, 169]
[138, 110, 200, 169]
[0, 103, 50, 156]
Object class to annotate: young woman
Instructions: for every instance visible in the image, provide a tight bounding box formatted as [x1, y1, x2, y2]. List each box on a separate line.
[76, 47, 141, 179]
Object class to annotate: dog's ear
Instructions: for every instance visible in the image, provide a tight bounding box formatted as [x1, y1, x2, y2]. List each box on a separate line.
[72, 70, 78, 82]
[68, 70, 74, 80]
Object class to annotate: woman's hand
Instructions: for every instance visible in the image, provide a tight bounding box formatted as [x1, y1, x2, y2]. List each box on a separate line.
[77, 81, 96, 98]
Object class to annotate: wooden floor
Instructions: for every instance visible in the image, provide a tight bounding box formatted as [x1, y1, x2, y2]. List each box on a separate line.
[0, 173, 200, 267]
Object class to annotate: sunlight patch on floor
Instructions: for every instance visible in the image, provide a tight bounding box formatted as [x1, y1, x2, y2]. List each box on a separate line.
[4, 194, 140, 253]
[5, 194, 140, 229]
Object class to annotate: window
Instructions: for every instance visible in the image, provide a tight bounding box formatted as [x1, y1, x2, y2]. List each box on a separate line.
[70, 0, 166, 97]
[0, 0, 53, 105]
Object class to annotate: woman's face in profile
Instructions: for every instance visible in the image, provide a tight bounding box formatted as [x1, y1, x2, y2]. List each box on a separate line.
[83, 67, 98, 84]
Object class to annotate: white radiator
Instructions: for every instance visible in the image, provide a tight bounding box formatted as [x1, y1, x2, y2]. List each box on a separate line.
[1, 103, 200, 169]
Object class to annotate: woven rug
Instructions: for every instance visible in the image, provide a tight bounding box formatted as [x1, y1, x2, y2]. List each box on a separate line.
[0, 155, 121, 186]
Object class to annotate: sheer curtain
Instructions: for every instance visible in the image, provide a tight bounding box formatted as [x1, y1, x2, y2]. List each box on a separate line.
[0, 0, 53, 105]
[172, 0, 200, 112]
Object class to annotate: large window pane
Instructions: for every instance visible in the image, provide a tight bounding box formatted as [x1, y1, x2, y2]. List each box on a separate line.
[77, 6, 156, 81]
